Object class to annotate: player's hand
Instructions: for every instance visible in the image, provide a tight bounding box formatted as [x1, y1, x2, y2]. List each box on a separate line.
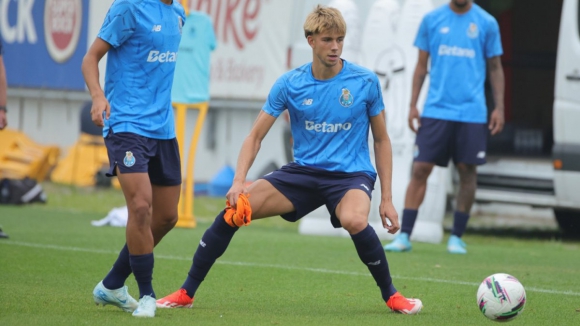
[91, 95, 110, 127]
[489, 107, 505, 136]
[380, 200, 400, 234]
[0, 110, 7, 130]
[226, 181, 248, 208]
[408, 106, 421, 133]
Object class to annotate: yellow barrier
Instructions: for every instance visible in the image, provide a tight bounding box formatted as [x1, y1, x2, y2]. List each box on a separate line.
[174, 102, 208, 228]
[0, 128, 60, 182]
[51, 133, 109, 187]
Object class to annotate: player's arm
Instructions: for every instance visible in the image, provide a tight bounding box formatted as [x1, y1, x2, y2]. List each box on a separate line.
[81, 38, 111, 127]
[487, 55, 505, 135]
[226, 110, 277, 206]
[370, 112, 399, 234]
[0, 54, 7, 129]
[408, 50, 430, 133]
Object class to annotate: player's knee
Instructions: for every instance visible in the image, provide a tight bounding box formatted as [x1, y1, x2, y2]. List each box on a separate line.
[456, 164, 477, 183]
[159, 213, 178, 228]
[340, 214, 368, 234]
[130, 202, 152, 222]
[411, 164, 432, 181]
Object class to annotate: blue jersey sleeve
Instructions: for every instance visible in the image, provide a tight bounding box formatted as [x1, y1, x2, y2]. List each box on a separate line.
[367, 74, 385, 117]
[262, 77, 288, 118]
[98, 0, 137, 48]
[485, 19, 503, 58]
[413, 15, 430, 52]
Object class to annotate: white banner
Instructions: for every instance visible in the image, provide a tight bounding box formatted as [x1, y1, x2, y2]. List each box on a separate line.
[190, 0, 293, 100]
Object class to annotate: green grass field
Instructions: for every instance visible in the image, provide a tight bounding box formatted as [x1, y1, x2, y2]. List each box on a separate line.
[1, 183, 579, 326]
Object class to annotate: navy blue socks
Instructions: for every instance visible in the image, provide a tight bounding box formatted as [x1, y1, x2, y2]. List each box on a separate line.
[400, 209, 418, 236]
[452, 211, 470, 237]
[102, 244, 132, 290]
[182, 211, 238, 298]
[351, 224, 397, 301]
[130, 253, 155, 298]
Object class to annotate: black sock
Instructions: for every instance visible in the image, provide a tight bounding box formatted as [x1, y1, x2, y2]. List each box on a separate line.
[400, 209, 418, 236]
[102, 244, 132, 290]
[351, 224, 397, 301]
[452, 211, 470, 237]
[182, 211, 238, 298]
[130, 253, 155, 299]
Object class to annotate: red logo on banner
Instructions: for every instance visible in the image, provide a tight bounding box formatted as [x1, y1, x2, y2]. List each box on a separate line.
[44, 0, 82, 63]
[194, 0, 261, 50]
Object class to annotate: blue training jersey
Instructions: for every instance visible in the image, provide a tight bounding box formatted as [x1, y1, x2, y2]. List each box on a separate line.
[262, 60, 384, 178]
[414, 3, 503, 123]
[171, 11, 216, 104]
[98, 0, 186, 139]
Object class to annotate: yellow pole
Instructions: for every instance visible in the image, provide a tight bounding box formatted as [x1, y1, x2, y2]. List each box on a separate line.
[182, 0, 190, 16]
[174, 102, 209, 228]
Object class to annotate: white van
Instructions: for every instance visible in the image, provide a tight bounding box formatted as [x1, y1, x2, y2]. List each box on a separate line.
[474, 0, 580, 235]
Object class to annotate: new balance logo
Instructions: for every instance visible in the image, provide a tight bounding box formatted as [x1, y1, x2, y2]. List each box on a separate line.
[302, 99, 313, 105]
[367, 260, 381, 266]
[440, 26, 450, 34]
[152, 25, 162, 32]
[477, 151, 486, 159]
[147, 50, 177, 63]
[199, 240, 206, 247]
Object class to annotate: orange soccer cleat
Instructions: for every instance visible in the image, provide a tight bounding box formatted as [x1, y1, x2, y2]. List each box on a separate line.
[156, 289, 194, 308]
[386, 292, 423, 315]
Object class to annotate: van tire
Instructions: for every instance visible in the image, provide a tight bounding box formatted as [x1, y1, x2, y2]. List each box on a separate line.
[554, 209, 580, 236]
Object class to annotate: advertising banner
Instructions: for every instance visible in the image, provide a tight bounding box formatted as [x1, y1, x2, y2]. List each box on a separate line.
[190, 0, 293, 100]
[0, 0, 89, 90]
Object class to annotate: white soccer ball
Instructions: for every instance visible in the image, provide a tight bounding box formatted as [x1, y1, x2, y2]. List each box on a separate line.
[476, 273, 526, 322]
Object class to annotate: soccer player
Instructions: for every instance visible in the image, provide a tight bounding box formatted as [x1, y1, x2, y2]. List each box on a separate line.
[383, 0, 505, 254]
[0, 40, 7, 130]
[156, 5, 423, 315]
[81, 0, 186, 318]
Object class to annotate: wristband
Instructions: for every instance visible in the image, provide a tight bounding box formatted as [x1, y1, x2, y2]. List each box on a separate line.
[0, 106, 5, 112]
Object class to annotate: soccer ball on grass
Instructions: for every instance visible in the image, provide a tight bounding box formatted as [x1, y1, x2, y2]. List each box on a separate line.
[476, 273, 526, 321]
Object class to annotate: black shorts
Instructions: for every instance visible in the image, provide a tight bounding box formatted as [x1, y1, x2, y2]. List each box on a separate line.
[414, 117, 488, 167]
[261, 163, 375, 228]
[104, 131, 182, 186]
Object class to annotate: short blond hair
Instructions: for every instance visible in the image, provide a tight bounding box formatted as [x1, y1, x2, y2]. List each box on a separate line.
[303, 5, 346, 38]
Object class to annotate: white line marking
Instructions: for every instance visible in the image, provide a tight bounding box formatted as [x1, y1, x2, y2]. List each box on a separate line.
[2, 241, 579, 297]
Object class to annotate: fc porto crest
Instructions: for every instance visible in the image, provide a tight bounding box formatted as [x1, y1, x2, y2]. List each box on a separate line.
[123, 151, 136, 167]
[467, 23, 479, 38]
[339, 88, 354, 107]
[178, 16, 183, 35]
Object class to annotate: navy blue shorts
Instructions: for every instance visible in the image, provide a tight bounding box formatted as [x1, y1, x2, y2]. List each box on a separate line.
[261, 163, 375, 228]
[414, 117, 488, 167]
[104, 131, 182, 186]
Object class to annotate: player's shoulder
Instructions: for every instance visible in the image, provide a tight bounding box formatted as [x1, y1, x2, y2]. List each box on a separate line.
[424, 4, 450, 21]
[279, 62, 312, 83]
[108, 0, 142, 12]
[471, 4, 497, 22]
[343, 61, 379, 82]
[170, 0, 185, 15]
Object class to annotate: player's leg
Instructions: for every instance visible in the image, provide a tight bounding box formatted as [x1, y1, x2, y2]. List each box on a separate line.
[447, 122, 487, 254]
[156, 179, 295, 308]
[385, 118, 451, 252]
[335, 189, 422, 314]
[148, 137, 182, 246]
[116, 170, 158, 317]
[93, 133, 155, 314]
[150, 184, 180, 245]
